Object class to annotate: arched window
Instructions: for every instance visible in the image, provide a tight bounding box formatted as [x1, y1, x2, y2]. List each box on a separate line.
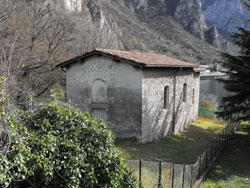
[183, 83, 187, 103]
[164, 86, 170, 109]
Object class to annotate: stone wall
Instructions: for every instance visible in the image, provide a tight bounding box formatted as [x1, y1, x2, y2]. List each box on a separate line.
[66, 55, 200, 143]
[141, 68, 199, 143]
[66, 55, 142, 139]
[193, 72, 200, 119]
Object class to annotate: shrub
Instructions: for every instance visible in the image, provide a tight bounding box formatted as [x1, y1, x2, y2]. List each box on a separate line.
[200, 100, 217, 111]
[0, 102, 137, 188]
[199, 100, 217, 120]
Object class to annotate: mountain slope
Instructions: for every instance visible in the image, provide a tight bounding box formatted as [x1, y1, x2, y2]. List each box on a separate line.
[202, 0, 250, 38]
[65, 0, 223, 65]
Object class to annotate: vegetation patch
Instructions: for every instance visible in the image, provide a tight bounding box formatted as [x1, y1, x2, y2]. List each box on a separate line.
[116, 119, 227, 164]
[199, 100, 218, 120]
[0, 100, 137, 188]
[201, 123, 250, 188]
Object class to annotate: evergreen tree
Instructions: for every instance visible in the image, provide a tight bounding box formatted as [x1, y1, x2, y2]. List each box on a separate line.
[219, 0, 250, 121]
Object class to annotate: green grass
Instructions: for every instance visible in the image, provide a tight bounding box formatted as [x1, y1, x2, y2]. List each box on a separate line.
[116, 119, 227, 164]
[201, 123, 250, 188]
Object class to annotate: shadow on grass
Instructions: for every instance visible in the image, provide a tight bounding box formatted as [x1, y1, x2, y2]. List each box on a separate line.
[115, 120, 227, 164]
[201, 125, 250, 188]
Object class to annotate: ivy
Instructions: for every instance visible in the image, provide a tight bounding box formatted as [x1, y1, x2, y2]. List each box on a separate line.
[0, 101, 137, 188]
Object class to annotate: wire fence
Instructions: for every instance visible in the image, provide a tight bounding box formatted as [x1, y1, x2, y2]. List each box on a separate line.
[128, 122, 239, 188]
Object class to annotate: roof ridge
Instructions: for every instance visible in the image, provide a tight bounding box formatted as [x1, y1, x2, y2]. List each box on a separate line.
[95, 48, 190, 63]
[57, 49, 199, 69]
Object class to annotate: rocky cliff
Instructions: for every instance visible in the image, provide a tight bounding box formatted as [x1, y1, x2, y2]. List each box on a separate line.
[60, 0, 238, 65]
[202, 0, 250, 37]
[11, 0, 242, 101]
[174, 0, 207, 40]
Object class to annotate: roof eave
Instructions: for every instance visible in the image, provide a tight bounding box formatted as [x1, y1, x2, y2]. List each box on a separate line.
[145, 64, 198, 68]
[55, 51, 97, 68]
[56, 50, 146, 69]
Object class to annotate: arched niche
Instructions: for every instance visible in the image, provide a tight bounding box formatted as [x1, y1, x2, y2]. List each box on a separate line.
[91, 79, 108, 104]
[91, 79, 108, 121]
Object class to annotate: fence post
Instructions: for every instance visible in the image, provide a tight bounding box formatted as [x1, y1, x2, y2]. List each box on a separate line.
[218, 133, 221, 149]
[225, 126, 227, 140]
[222, 131, 224, 146]
[158, 161, 162, 188]
[211, 141, 213, 162]
[222, 132, 224, 145]
[198, 155, 202, 178]
[225, 125, 228, 140]
[190, 165, 193, 188]
[205, 149, 208, 169]
[172, 163, 175, 188]
[215, 136, 217, 155]
[139, 159, 142, 188]
[182, 165, 185, 188]
[220, 133, 222, 148]
[225, 127, 227, 138]
[223, 129, 225, 145]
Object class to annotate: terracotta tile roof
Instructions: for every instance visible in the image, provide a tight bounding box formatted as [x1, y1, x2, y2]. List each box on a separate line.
[193, 67, 206, 72]
[56, 48, 199, 69]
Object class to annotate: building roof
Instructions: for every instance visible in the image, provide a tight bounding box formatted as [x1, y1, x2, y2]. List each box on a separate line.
[193, 67, 206, 72]
[56, 48, 199, 69]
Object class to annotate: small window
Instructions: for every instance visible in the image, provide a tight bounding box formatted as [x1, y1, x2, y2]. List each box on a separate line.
[192, 88, 195, 104]
[183, 83, 187, 103]
[164, 86, 170, 109]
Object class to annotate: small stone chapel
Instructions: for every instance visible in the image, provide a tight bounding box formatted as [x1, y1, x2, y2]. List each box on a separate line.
[57, 49, 203, 143]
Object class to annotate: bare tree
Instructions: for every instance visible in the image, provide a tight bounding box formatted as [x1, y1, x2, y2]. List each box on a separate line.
[0, 0, 16, 23]
[0, 0, 123, 107]
[0, 0, 73, 106]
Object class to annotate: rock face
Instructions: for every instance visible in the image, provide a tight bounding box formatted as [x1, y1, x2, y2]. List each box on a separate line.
[202, 0, 250, 37]
[60, 0, 250, 54]
[59, 0, 233, 65]
[62, 0, 124, 54]
[123, 0, 229, 51]
[174, 0, 207, 40]
[205, 26, 230, 52]
[64, 0, 82, 12]
[172, 0, 230, 51]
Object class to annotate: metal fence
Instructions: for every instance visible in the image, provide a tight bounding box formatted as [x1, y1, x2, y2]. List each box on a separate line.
[128, 122, 239, 188]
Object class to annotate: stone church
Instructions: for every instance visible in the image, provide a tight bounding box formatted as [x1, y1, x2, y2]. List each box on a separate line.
[57, 49, 203, 143]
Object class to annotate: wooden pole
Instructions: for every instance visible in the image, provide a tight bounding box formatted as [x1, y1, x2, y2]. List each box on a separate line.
[190, 165, 193, 188]
[172, 163, 175, 188]
[158, 161, 162, 188]
[139, 159, 142, 188]
[182, 165, 185, 188]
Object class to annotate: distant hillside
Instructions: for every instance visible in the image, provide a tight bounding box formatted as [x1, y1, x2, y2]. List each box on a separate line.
[2, 0, 245, 102]
[202, 0, 250, 38]
[64, 0, 225, 65]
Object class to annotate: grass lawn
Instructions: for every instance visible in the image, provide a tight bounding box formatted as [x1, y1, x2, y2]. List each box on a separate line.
[115, 119, 227, 164]
[200, 122, 250, 188]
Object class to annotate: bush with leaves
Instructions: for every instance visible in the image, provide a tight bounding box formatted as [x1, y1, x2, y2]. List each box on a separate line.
[200, 100, 217, 111]
[199, 100, 218, 120]
[0, 101, 137, 188]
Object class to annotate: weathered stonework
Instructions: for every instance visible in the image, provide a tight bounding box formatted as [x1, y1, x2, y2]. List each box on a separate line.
[66, 55, 142, 139]
[140, 69, 200, 143]
[60, 49, 202, 143]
